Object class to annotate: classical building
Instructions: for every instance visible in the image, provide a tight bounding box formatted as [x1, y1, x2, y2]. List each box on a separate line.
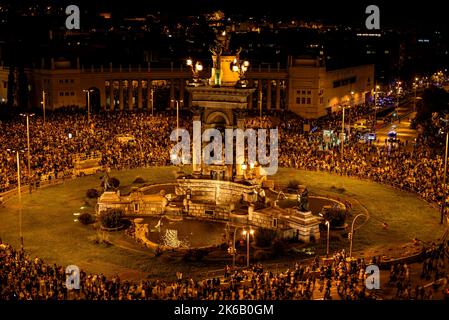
[0, 56, 374, 119]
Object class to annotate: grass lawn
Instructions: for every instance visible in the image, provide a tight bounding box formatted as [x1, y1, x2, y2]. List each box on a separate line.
[0, 166, 444, 280]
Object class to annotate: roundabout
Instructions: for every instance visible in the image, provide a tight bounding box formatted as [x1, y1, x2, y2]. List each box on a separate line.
[0, 166, 444, 280]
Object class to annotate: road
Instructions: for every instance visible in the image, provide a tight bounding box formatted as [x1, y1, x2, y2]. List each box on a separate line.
[353, 96, 419, 149]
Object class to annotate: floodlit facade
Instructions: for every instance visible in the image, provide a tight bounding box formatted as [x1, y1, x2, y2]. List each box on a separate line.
[0, 57, 374, 119]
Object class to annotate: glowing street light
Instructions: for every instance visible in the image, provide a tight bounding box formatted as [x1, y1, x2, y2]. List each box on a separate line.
[231, 58, 250, 87]
[186, 58, 203, 85]
[19, 113, 35, 192]
[83, 89, 94, 123]
[242, 228, 255, 267]
[7, 149, 25, 250]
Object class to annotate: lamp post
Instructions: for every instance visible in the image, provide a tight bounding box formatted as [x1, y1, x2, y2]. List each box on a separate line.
[150, 87, 154, 116]
[7, 149, 24, 250]
[374, 85, 380, 132]
[413, 77, 418, 113]
[319, 213, 331, 257]
[442, 131, 448, 225]
[41, 91, 46, 124]
[19, 113, 34, 193]
[186, 58, 203, 85]
[348, 213, 368, 259]
[242, 228, 255, 268]
[83, 89, 94, 123]
[171, 99, 184, 133]
[231, 226, 255, 268]
[231, 58, 250, 87]
[439, 117, 449, 225]
[340, 105, 346, 158]
[325, 220, 330, 257]
[395, 81, 401, 121]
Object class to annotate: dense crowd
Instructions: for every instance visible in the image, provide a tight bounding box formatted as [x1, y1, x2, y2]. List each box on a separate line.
[1, 106, 449, 211]
[0, 111, 187, 192]
[1, 239, 447, 300]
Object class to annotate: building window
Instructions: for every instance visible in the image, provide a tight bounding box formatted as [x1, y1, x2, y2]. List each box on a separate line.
[307, 97, 311, 104]
[65, 92, 69, 96]
[3, 81, 6, 89]
[302, 90, 305, 94]
[296, 97, 301, 104]
[307, 90, 311, 94]
[272, 218, 278, 228]
[65, 79, 69, 83]
[70, 92, 75, 96]
[70, 79, 74, 83]
[133, 203, 139, 212]
[59, 79, 63, 84]
[59, 92, 64, 96]
[333, 80, 340, 88]
[302, 97, 306, 104]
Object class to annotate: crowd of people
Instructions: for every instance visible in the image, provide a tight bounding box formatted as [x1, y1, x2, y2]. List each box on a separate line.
[1, 239, 447, 300]
[0, 111, 187, 192]
[1, 106, 449, 300]
[1, 104, 449, 209]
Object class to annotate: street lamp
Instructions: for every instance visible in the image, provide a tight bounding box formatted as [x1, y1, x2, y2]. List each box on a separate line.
[186, 59, 203, 85]
[242, 228, 255, 267]
[374, 85, 380, 132]
[19, 113, 35, 193]
[439, 116, 449, 225]
[150, 87, 154, 116]
[7, 149, 25, 250]
[348, 213, 368, 259]
[170, 99, 184, 133]
[41, 91, 46, 124]
[231, 58, 250, 87]
[348, 213, 388, 259]
[413, 77, 418, 112]
[230, 226, 255, 268]
[340, 105, 347, 158]
[83, 89, 94, 123]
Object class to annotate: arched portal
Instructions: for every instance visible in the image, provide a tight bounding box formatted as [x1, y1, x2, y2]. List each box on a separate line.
[205, 111, 231, 127]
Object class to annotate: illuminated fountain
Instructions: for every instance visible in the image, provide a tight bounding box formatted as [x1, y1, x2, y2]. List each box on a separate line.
[98, 29, 322, 245]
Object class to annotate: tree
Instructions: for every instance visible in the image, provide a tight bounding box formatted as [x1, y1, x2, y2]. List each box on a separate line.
[99, 208, 124, 228]
[109, 177, 120, 189]
[254, 228, 278, 247]
[415, 86, 449, 130]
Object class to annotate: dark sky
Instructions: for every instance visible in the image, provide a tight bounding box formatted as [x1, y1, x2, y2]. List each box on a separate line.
[3, 0, 449, 29]
[97, 0, 448, 29]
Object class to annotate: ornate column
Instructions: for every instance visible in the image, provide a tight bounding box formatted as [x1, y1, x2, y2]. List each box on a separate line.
[146, 80, 152, 111]
[137, 80, 143, 110]
[100, 86, 106, 112]
[108, 81, 114, 111]
[266, 79, 272, 110]
[128, 80, 134, 111]
[119, 80, 124, 111]
[275, 79, 281, 111]
[258, 80, 263, 110]
[248, 79, 254, 109]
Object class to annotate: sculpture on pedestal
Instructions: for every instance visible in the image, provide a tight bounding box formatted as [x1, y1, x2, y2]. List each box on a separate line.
[297, 186, 309, 212]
